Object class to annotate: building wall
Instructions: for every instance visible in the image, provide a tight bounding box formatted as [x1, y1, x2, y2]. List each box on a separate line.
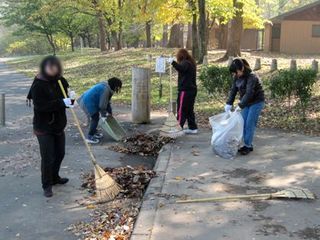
[264, 24, 272, 52]
[280, 20, 320, 54]
[241, 29, 259, 50]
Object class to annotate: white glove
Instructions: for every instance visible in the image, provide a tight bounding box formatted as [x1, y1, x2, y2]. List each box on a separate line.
[224, 104, 232, 112]
[63, 98, 72, 106]
[69, 91, 76, 100]
[167, 57, 174, 64]
[235, 106, 241, 112]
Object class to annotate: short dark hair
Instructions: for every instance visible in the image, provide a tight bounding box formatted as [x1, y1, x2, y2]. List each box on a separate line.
[40, 55, 62, 77]
[108, 77, 122, 93]
[229, 58, 252, 75]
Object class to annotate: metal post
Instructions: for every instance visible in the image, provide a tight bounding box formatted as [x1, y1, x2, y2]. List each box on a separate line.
[0, 93, 5, 126]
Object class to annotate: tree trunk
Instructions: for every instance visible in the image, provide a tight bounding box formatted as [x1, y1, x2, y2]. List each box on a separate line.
[223, 0, 243, 59]
[46, 34, 56, 55]
[191, 10, 199, 59]
[162, 24, 168, 47]
[186, 23, 192, 50]
[98, 13, 107, 52]
[217, 22, 228, 49]
[146, 21, 152, 48]
[198, 0, 207, 63]
[167, 24, 183, 48]
[111, 30, 122, 51]
[70, 34, 74, 52]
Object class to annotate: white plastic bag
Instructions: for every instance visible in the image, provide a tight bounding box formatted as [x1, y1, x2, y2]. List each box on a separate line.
[209, 111, 244, 159]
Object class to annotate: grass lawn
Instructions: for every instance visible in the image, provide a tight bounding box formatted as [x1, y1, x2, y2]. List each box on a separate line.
[3, 48, 320, 135]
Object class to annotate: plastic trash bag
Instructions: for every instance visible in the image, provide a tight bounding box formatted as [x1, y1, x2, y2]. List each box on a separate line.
[209, 111, 244, 159]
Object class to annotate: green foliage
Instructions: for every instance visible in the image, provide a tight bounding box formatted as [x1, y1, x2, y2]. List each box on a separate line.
[268, 69, 317, 117]
[199, 65, 232, 98]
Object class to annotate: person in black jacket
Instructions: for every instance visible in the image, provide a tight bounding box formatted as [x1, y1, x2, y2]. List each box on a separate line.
[168, 49, 198, 134]
[29, 56, 73, 197]
[225, 58, 265, 155]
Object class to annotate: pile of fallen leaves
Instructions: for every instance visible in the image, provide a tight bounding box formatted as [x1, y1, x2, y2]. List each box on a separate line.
[109, 133, 173, 156]
[67, 199, 140, 240]
[81, 165, 156, 198]
[68, 166, 156, 240]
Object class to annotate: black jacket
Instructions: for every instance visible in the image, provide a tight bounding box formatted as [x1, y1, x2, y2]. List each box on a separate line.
[29, 75, 69, 134]
[226, 72, 265, 109]
[172, 60, 197, 92]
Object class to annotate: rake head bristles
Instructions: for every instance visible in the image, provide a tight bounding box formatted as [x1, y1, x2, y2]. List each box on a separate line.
[176, 187, 316, 204]
[94, 164, 121, 202]
[160, 112, 184, 139]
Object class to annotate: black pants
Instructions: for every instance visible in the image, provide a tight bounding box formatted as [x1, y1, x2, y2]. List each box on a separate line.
[36, 133, 65, 189]
[177, 90, 197, 130]
[88, 112, 100, 137]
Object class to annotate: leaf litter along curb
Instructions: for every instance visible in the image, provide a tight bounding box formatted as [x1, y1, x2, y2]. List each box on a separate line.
[67, 166, 156, 240]
[109, 133, 174, 156]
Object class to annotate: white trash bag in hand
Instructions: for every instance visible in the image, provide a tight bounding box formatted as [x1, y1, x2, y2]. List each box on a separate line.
[209, 110, 244, 159]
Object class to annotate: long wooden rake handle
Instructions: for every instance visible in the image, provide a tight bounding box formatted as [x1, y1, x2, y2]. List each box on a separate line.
[58, 80, 98, 166]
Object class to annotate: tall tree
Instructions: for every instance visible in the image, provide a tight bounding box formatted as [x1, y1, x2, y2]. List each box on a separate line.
[198, 0, 207, 63]
[187, 0, 199, 59]
[1, 0, 59, 54]
[223, 0, 243, 59]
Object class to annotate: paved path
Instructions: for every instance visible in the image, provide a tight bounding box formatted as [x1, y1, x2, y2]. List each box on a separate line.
[132, 130, 320, 240]
[0, 62, 164, 240]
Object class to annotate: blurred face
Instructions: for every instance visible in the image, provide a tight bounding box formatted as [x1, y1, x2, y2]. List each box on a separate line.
[45, 63, 59, 77]
[232, 69, 244, 78]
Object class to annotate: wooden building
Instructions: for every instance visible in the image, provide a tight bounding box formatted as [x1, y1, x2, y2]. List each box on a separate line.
[264, 0, 320, 54]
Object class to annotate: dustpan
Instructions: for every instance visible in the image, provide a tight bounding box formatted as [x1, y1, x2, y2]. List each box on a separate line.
[99, 116, 126, 141]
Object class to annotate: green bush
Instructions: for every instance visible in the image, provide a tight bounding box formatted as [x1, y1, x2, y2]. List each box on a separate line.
[199, 65, 232, 98]
[268, 68, 317, 117]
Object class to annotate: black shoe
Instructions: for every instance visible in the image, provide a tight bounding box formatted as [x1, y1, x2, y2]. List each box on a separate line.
[43, 186, 53, 198]
[238, 146, 253, 153]
[53, 177, 69, 185]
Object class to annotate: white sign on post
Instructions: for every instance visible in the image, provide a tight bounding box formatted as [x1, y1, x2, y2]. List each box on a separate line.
[155, 57, 166, 73]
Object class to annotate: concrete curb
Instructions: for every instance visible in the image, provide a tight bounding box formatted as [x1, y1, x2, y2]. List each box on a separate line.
[130, 144, 173, 240]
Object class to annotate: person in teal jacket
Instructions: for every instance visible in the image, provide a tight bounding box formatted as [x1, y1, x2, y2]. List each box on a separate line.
[78, 77, 122, 144]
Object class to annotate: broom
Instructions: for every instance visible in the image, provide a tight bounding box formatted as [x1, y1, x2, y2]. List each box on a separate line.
[58, 80, 121, 202]
[160, 60, 184, 138]
[176, 187, 316, 204]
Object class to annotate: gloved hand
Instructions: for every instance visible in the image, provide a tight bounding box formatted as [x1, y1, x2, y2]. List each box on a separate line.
[63, 98, 72, 108]
[224, 104, 232, 112]
[235, 106, 241, 112]
[166, 57, 174, 64]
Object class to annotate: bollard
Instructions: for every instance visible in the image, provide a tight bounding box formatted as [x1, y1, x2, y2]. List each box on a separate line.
[290, 59, 297, 71]
[227, 56, 234, 67]
[312, 60, 318, 72]
[203, 55, 208, 65]
[132, 67, 151, 124]
[0, 93, 5, 126]
[254, 58, 261, 71]
[271, 59, 278, 71]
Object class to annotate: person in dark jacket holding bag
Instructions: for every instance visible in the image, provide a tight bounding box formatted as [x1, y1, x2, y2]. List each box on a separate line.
[29, 56, 72, 197]
[225, 58, 265, 155]
[167, 49, 198, 134]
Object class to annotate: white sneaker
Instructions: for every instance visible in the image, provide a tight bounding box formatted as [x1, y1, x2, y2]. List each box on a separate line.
[183, 129, 198, 134]
[86, 137, 100, 144]
[94, 132, 103, 139]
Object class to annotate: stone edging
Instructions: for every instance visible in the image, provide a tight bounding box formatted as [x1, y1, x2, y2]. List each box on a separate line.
[130, 143, 173, 240]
